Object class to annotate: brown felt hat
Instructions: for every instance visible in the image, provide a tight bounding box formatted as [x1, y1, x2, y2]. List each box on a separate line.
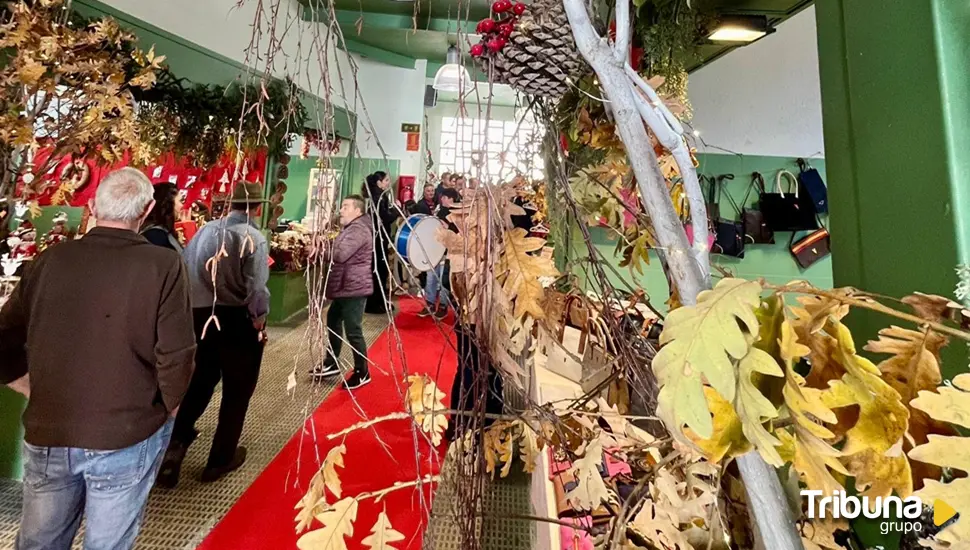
[229, 181, 269, 204]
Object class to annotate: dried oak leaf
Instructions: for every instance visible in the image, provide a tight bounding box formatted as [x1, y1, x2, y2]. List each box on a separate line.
[653, 278, 762, 441]
[909, 375, 970, 544]
[865, 325, 954, 487]
[779, 320, 847, 496]
[294, 444, 347, 533]
[296, 497, 358, 550]
[406, 374, 448, 446]
[565, 435, 610, 512]
[361, 510, 405, 550]
[516, 420, 542, 474]
[496, 228, 558, 321]
[685, 386, 751, 463]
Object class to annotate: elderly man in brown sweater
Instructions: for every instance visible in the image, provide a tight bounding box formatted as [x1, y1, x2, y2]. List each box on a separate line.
[0, 167, 196, 550]
[311, 194, 374, 390]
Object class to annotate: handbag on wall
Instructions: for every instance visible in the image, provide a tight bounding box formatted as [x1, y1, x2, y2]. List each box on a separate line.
[797, 158, 828, 215]
[702, 175, 720, 223]
[711, 174, 746, 258]
[760, 170, 820, 232]
[741, 172, 775, 244]
[789, 219, 831, 269]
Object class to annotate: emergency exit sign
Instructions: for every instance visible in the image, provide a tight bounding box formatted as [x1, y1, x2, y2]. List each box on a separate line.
[401, 123, 420, 133]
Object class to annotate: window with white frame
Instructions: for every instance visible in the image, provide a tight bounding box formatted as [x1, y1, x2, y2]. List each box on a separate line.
[438, 116, 544, 182]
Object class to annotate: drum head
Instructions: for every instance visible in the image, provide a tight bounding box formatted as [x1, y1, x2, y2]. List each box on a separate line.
[406, 216, 447, 272]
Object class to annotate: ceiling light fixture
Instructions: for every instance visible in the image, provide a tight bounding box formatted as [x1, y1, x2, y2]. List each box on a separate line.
[707, 15, 771, 43]
[433, 45, 471, 92]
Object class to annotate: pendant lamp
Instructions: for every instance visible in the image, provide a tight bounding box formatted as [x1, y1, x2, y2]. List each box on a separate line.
[433, 45, 471, 92]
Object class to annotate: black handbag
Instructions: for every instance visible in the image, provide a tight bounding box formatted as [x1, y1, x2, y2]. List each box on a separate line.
[797, 158, 828, 215]
[701, 175, 720, 222]
[711, 174, 745, 258]
[760, 170, 819, 231]
[741, 173, 775, 244]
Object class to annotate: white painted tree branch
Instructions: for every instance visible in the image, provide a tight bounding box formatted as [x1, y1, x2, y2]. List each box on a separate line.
[613, 0, 630, 65]
[562, 0, 704, 303]
[562, 1, 801, 548]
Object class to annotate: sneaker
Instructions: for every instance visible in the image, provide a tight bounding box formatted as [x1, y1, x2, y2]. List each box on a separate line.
[433, 304, 449, 320]
[200, 447, 248, 483]
[311, 363, 340, 378]
[343, 371, 372, 390]
[417, 304, 436, 318]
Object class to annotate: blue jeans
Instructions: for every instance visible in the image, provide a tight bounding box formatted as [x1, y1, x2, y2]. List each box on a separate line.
[17, 418, 174, 550]
[425, 262, 450, 308]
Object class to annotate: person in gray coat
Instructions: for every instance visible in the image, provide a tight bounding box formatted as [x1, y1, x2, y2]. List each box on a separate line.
[312, 195, 375, 389]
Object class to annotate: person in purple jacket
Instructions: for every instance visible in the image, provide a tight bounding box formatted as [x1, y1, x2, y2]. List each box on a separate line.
[312, 195, 375, 389]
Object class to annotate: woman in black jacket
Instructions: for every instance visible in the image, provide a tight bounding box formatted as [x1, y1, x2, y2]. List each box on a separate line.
[140, 183, 183, 252]
[362, 171, 400, 314]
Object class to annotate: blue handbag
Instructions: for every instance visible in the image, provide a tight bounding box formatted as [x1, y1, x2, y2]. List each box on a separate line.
[797, 158, 828, 214]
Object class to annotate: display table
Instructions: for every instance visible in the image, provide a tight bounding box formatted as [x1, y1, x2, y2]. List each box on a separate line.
[266, 271, 310, 325]
[528, 353, 586, 550]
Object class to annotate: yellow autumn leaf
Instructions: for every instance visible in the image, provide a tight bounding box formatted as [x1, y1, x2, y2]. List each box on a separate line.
[736, 346, 784, 465]
[361, 510, 405, 549]
[820, 321, 909, 457]
[17, 56, 46, 86]
[685, 386, 751, 463]
[843, 448, 912, 501]
[790, 294, 850, 388]
[405, 374, 448, 446]
[779, 319, 847, 496]
[865, 325, 954, 486]
[28, 200, 41, 220]
[653, 278, 763, 439]
[496, 228, 559, 321]
[296, 497, 358, 550]
[516, 420, 541, 474]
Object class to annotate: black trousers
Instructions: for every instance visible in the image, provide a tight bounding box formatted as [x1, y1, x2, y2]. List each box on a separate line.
[324, 297, 368, 376]
[172, 306, 265, 468]
[450, 324, 504, 431]
[366, 235, 391, 314]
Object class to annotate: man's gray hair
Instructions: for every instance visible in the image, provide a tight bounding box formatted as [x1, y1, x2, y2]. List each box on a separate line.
[94, 167, 154, 222]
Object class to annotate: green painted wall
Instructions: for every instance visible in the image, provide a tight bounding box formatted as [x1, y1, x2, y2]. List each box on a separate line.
[580, 153, 831, 314]
[279, 156, 402, 221]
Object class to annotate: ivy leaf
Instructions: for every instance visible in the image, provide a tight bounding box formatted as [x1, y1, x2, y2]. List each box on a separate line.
[296, 497, 358, 550]
[653, 278, 762, 439]
[361, 510, 405, 549]
[685, 386, 751, 463]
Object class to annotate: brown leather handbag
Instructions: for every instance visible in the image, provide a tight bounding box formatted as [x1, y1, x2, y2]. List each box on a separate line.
[790, 224, 831, 269]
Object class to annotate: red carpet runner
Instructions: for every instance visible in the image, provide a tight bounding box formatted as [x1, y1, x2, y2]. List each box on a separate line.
[198, 298, 457, 549]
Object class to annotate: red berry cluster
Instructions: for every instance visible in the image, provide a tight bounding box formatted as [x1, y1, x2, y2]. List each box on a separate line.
[471, 0, 527, 57]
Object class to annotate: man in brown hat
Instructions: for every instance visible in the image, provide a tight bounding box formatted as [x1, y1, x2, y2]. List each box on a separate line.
[156, 181, 270, 488]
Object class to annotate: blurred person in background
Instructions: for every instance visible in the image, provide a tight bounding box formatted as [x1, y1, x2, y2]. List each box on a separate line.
[141, 182, 184, 252]
[363, 171, 400, 315]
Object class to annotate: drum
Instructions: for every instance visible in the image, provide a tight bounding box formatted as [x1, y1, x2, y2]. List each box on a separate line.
[395, 214, 447, 272]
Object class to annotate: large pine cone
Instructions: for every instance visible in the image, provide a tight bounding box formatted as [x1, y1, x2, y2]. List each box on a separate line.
[477, 0, 583, 99]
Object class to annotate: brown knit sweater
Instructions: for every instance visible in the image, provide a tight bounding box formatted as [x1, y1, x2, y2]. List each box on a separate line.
[0, 227, 196, 450]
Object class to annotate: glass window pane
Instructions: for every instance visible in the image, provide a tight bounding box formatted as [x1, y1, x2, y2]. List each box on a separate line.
[441, 149, 455, 164]
[443, 117, 457, 132]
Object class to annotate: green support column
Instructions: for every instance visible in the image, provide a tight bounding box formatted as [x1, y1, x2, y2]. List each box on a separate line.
[815, 0, 970, 368]
[815, 2, 970, 548]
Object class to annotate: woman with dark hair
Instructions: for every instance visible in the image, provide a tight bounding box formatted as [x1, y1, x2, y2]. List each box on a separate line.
[362, 171, 400, 314]
[141, 182, 184, 252]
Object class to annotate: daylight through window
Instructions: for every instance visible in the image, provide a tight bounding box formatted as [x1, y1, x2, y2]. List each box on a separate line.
[438, 116, 544, 182]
